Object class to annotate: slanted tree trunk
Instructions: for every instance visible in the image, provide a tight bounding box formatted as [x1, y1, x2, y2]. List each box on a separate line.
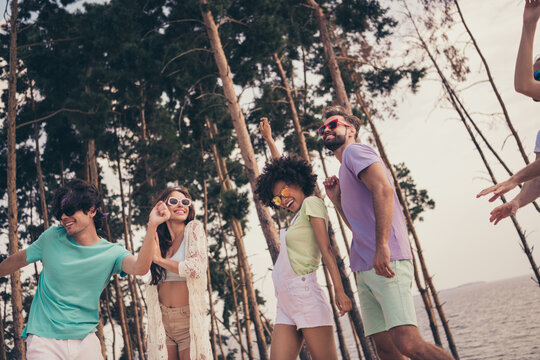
[200, 175, 220, 360]
[305, 0, 351, 112]
[113, 147, 146, 358]
[100, 189, 134, 360]
[86, 140, 108, 358]
[205, 115, 268, 359]
[0, 302, 7, 360]
[200, 0, 280, 264]
[113, 126, 147, 352]
[139, 87, 155, 188]
[6, 0, 25, 357]
[236, 255, 255, 359]
[453, 0, 531, 166]
[217, 209, 248, 360]
[321, 263, 351, 360]
[272, 53, 310, 162]
[30, 82, 49, 230]
[104, 285, 117, 360]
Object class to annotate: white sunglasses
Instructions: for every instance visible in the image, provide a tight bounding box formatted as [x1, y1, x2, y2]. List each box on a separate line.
[166, 197, 192, 207]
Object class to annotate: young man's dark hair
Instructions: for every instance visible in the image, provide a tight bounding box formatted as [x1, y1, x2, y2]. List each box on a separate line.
[255, 156, 317, 209]
[51, 179, 104, 229]
[322, 105, 363, 136]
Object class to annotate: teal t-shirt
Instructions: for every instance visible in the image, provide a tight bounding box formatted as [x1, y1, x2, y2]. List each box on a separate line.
[285, 196, 329, 275]
[23, 226, 131, 339]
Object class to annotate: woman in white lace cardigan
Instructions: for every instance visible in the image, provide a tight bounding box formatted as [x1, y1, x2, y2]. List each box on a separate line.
[146, 187, 212, 360]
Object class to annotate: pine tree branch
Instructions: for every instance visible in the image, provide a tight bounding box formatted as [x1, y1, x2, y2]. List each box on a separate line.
[16, 108, 95, 129]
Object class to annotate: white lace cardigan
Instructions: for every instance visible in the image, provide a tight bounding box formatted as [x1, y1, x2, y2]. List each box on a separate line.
[146, 220, 213, 360]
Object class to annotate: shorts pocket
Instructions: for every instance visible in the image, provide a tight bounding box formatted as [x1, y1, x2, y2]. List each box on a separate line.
[287, 282, 311, 298]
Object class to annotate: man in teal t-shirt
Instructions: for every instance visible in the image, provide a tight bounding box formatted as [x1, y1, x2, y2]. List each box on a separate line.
[0, 179, 166, 359]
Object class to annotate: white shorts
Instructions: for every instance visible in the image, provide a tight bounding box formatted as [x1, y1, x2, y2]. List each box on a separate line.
[26, 333, 104, 360]
[274, 272, 333, 330]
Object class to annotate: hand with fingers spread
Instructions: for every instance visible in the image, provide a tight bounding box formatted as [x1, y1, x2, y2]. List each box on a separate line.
[323, 175, 341, 204]
[489, 200, 520, 225]
[476, 178, 519, 202]
[148, 201, 171, 227]
[335, 291, 352, 316]
[373, 244, 395, 278]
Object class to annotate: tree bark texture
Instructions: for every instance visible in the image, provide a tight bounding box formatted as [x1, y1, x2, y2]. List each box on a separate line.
[205, 116, 268, 359]
[7, 0, 26, 357]
[305, 0, 351, 112]
[200, 0, 280, 263]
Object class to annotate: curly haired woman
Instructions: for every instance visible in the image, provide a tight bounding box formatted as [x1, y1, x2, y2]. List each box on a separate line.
[255, 118, 352, 360]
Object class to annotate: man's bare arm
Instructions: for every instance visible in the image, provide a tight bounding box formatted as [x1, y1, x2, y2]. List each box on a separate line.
[0, 250, 30, 278]
[359, 162, 395, 278]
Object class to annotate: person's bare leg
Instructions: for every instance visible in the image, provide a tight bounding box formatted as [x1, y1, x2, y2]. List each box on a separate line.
[270, 324, 304, 360]
[371, 331, 408, 360]
[390, 325, 453, 360]
[166, 345, 179, 360]
[301, 325, 338, 360]
[178, 347, 190, 360]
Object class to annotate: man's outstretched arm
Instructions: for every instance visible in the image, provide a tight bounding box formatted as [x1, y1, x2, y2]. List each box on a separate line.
[0, 250, 29, 278]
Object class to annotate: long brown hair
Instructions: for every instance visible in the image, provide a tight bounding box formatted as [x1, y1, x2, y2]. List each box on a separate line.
[150, 186, 195, 285]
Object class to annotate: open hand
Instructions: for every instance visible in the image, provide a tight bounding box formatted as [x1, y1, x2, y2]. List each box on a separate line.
[476, 179, 519, 202]
[323, 176, 341, 204]
[148, 201, 170, 227]
[259, 117, 273, 141]
[489, 200, 519, 225]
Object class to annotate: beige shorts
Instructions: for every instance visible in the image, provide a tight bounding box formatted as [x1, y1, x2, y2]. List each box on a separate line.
[161, 304, 190, 351]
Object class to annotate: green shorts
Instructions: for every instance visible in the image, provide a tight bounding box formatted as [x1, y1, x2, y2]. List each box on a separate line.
[355, 259, 417, 336]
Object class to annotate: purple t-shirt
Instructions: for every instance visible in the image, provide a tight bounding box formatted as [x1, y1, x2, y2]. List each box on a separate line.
[339, 143, 412, 272]
[535, 130, 540, 153]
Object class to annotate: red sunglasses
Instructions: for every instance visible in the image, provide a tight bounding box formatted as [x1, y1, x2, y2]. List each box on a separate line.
[318, 118, 351, 136]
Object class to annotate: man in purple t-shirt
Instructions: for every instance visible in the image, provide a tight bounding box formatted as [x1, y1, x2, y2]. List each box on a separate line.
[321, 106, 453, 360]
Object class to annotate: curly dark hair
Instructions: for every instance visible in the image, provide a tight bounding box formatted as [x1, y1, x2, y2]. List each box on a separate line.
[150, 186, 195, 285]
[255, 156, 317, 209]
[51, 178, 105, 229]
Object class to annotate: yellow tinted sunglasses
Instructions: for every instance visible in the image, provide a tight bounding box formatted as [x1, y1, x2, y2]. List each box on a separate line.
[272, 186, 290, 206]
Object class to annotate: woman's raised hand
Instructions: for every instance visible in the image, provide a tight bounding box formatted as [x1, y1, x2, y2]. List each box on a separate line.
[148, 201, 170, 227]
[259, 117, 273, 142]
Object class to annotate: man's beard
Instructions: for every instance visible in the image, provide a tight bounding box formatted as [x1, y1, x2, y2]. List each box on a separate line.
[323, 133, 346, 151]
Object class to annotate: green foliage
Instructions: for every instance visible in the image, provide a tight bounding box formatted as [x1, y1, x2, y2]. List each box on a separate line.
[0, 0, 439, 355]
[393, 162, 435, 222]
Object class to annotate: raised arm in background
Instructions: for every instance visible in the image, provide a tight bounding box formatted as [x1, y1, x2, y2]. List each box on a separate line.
[259, 117, 281, 159]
